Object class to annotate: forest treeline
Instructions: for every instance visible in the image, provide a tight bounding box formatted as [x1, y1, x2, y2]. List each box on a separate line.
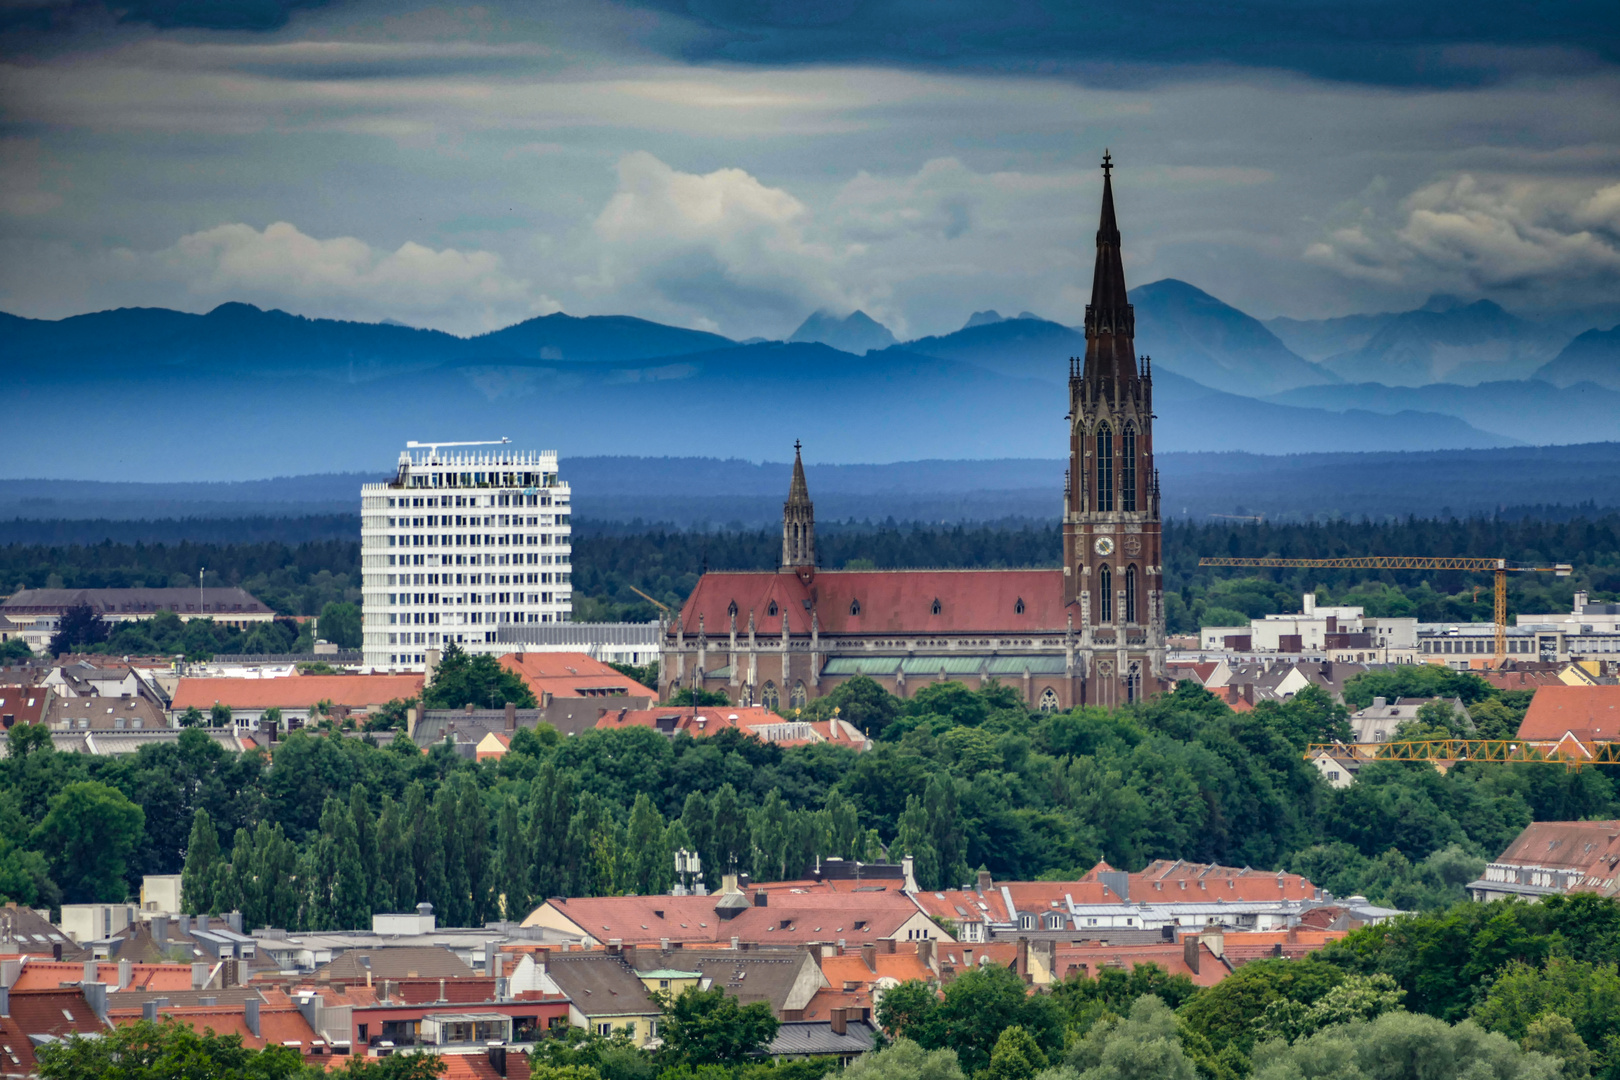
[2, 670, 1613, 928]
[10, 514, 1614, 636]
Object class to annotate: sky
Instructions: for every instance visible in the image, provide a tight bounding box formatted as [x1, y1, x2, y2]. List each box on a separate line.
[2, 0, 1618, 340]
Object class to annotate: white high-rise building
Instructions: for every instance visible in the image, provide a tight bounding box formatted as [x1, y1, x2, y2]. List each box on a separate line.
[361, 440, 572, 671]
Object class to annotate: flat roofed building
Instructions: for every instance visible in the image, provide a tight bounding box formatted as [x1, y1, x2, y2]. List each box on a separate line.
[361, 443, 573, 671]
[1469, 820, 1620, 901]
[2, 587, 274, 628]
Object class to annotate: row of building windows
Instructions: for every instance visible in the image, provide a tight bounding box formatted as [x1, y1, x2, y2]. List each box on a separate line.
[381, 571, 567, 586]
[1095, 564, 1138, 623]
[1093, 422, 1139, 513]
[386, 553, 558, 567]
[389, 514, 559, 527]
[387, 592, 566, 607]
[397, 472, 560, 490]
[389, 533, 563, 548]
[388, 492, 561, 508]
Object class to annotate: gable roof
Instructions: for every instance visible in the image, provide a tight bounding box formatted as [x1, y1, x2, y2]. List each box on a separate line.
[170, 674, 424, 712]
[1483, 820, 1620, 897]
[1518, 686, 1620, 743]
[0, 685, 49, 726]
[677, 569, 1069, 637]
[500, 653, 656, 699]
[627, 947, 817, 1013]
[0, 904, 87, 961]
[533, 890, 928, 946]
[46, 695, 167, 730]
[542, 955, 659, 1017]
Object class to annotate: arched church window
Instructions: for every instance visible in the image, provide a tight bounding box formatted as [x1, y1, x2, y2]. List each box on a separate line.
[1125, 663, 1142, 704]
[727, 600, 738, 618]
[1038, 688, 1059, 713]
[768, 600, 778, 617]
[762, 682, 779, 711]
[1098, 565, 1113, 622]
[850, 599, 861, 616]
[1121, 424, 1137, 513]
[931, 598, 941, 615]
[1125, 564, 1138, 624]
[790, 682, 807, 710]
[1015, 597, 1025, 615]
[1095, 424, 1113, 512]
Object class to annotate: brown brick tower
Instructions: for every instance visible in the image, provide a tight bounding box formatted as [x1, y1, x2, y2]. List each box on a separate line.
[1063, 153, 1164, 706]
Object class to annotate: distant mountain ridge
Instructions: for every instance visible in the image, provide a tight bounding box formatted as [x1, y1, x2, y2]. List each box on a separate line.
[788, 309, 897, 354]
[1535, 324, 1620, 390]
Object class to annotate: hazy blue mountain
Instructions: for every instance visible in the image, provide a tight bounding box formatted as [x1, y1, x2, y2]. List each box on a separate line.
[1317, 296, 1564, 386]
[964, 310, 1007, 328]
[1265, 310, 1396, 362]
[893, 316, 1081, 381]
[471, 310, 735, 362]
[1, 302, 483, 380]
[1267, 379, 1620, 445]
[788, 309, 897, 353]
[1535, 324, 1620, 391]
[1126, 278, 1337, 396]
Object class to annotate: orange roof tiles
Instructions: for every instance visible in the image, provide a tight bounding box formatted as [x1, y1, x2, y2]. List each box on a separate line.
[537, 890, 926, 945]
[1489, 820, 1620, 896]
[1518, 686, 1620, 744]
[170, 674, 424, 712]
[7, 960, 194, 992]
[500, 653, 656, 699]
[1052, 941, 1229, 988]
[679, 568, 1069, 637]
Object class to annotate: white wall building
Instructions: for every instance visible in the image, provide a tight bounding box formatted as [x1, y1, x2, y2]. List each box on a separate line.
[362, 442, 573, 671]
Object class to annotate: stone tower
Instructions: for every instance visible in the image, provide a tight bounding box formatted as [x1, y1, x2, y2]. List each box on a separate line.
[781, 440, 816, 575]
[1063, 153, 1164, 706]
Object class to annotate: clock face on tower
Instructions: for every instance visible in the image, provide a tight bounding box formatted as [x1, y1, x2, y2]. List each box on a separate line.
[1093, 536, 1115, 556]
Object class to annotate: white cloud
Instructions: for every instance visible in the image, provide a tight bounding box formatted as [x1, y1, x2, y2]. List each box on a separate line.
[136, 221, 552, 332]
[1305, 174, 1620, 299]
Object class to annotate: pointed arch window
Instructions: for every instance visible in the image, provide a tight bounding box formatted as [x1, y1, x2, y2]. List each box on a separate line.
[1121, 423, 1137, 513]
[790, 682, 807, 710]
[931, 598, 941, 616]
[1095, 424, 1113, 512]
[1125, 564, 1138, 624]
[762, 682, 779, 711]
[1015, 597, 1025, 615]
[1098, 564, 1113, 622]
[727, 600, 738, 618]
[1038, 688, 1059, 713]
[767, 600, 778, 617]
[850, 599, 861, 616]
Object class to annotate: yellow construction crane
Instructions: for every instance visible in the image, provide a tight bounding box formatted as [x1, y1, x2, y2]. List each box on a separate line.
[626, 584, 674, 617]
[1309, 739, 1620, 772]
[1197, 555, 1572, 662]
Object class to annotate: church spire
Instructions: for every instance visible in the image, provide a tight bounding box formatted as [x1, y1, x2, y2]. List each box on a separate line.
[781, 440, 816, 574]
[1081, 151, 1137, 392]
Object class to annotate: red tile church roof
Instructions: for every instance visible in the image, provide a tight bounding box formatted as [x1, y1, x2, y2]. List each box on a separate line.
[678, 569, 1069, 636]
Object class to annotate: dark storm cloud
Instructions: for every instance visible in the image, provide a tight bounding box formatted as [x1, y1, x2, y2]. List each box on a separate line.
[2, 0, 329, 32]
[630, 0, 1620, 86]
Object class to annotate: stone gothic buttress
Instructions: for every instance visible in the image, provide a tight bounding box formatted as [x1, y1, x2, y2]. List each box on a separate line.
[1063, 153, 1165, 707]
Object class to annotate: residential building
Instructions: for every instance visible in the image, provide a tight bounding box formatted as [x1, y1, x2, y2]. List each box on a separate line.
[1347, 696, 1473, 743]
[594, 705, 872, 749]
[43, 661, 168, 705]
[1468, 820, 1620, 901]
[361, 442, 573, 671]
[1307, 745, 1362, 788]
[0, 903, 88, 962]
[499, 652, 656, 701]
[768, 1012, 878, 1065]
[1199, 594, 1418, 664]
[495, 622, 662, 668]
[663, 162, 1166, 713]
[18, 727, 262, 759]
[1509, 592, 1620, 663]
[46, 695, 167, 732]
[168, 673, 424, 725]
[1516, 685, 1620, 746]
[1, 587, 275, 630]
[140, 876, 183, 916]
[0, 684, 49, 731]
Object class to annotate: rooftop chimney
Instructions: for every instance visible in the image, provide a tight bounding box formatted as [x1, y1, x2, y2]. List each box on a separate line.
[118, 958, 132, 990]
[505, 702, 516, 731]
[192, 962, 209, 989]
[245, 998, 261, 1037]
[860, 944, 876, 973]
[976, 869, 992, 891]
[754, 890, 767, 907]
[830, 1007, 847, 1036]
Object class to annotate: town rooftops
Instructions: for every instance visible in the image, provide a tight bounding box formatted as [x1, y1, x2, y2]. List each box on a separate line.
[0, 685, 48, 727]
[169, 673, 424, 712]
[0, 904, 87, 961]
[527, 887, 931, 946]
[1518, 685, 1620, 744]
[313, 946, 475, 982]
[1470, 820, 1620, 899]
[594, 707, 871, 749]
[46, 695, 167, 731]
[500, 652, 656, 699]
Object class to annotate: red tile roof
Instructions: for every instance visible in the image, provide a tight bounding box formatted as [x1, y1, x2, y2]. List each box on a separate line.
[105, 1004, 321, 1051]
[500, 653, 655, 699]
[0, 988, 106, 1074]
[1489, 820, 1620, 896]
[0, 685, 49, 726]
[170, 674, 424, 712]
[8, 960, 194, 992]
[595, 706, 780, 735]
[678, 569, 1069, 636]
[534, 890, 928, 946]
[1052, 941, 1230, 988]
[1518, 686, 1620, 744]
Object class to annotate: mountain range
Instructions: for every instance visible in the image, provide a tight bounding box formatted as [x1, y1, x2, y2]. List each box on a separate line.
[4, 279, 1616, 481]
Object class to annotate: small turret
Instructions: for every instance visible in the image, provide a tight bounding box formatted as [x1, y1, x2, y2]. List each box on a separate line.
[781, 441, 816, 575]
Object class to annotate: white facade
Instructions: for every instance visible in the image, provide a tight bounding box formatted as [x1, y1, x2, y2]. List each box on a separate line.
[362, 443, 572, 671]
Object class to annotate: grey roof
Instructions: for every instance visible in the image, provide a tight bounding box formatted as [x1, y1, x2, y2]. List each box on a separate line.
[627, 949, 811, 1012]
[543, 955, 659, 1017]
[496, 623, 661, 646]
[0, 903, 88, 961]
[768, 1019, 877, 1057]
[16, 728, 258, 758]
[111, 987, 268, 1009]
[314, 946, 474, 981]
[209, 652, 363, 664]
[413, 711, 543, 746]
[46, 696, 167, 730]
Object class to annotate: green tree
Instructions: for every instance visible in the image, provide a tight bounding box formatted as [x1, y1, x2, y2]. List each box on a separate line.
[1051, 963, 1201, 1036]
[841, 1039, 966, 1080]
[1049, 994, 1199, 1080]
[1254, 973, 1405, 1045]
[495, 795, 528, 919]
[1248, 1010, 1561, 1080]
[48, 603, 109, 656]
[980, 1025, 1047, 1080]
[374, 793, 409, 913]
[1470, 958, 1620, 1068]
[1177, 957, 1344, 1057]
[656, 985, 780, 1067]
[1521, 1014, 1594, 1079]
[421, 643, 537, 709]
[317, 601, 364, 649]
[0, 637, 33, 660]
[626, 793, 673, 895]
[179, 705, 206, 728]
[669, 687, 730, 707]
[33, 1017, 311, 1080]
[306, 795, 368, 929]
[33, 781, 144, 901]
[883, 966, 1064, 1076]
[181, 808, 221, 915]
[211, 702, 233, 727]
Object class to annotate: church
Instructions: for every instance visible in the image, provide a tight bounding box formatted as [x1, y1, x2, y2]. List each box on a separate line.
[658, 155, 1165, 712]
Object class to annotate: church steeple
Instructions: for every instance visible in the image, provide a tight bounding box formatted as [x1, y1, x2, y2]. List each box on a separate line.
[781, 441, 816, 574]
[1081, 151, 1138, 394]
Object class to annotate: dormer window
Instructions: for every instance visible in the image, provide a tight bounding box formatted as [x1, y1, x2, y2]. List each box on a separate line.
[850, 600, 861, 616]
[728, 601, 738, 618]
[1015, 598, 1025, 615]
[768, 601, 778, 617]
[931, 599, 941, 615]
[1018, 914, 1034, 930]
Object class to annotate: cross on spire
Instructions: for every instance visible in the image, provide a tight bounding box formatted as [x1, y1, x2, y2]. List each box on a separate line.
[1101, 150, 1113, 178]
